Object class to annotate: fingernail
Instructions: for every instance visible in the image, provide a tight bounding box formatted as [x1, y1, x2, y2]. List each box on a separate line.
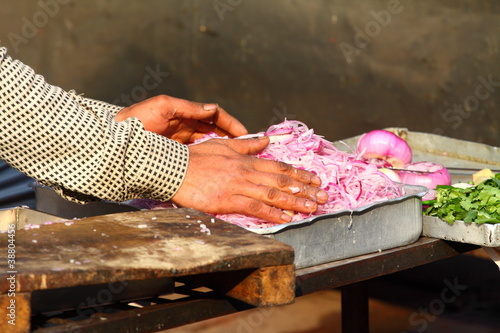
[281, 213, 292, 222]
[317, 190, 328, 202]
[305, 200, 317, 209]
[312, 176, 321, 186]
[203, 103, 218, 111]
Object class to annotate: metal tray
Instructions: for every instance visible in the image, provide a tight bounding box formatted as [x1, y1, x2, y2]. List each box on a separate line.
[335, 128, 500, 247]
[245, 185, 427, 269]
[423, 216, 500, 247]
[0, 206, 66, 231]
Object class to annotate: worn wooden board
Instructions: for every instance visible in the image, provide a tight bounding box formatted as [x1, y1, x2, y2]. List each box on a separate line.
[0, 209, 295, 306]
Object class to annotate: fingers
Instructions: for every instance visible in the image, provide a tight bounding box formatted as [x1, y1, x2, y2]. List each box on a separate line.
[226, 195, 298, 224]
[209, 105, 248, 137]
[257, 159, 323, 188]
[249, 156, 324, 189]
[170, 97, 248, 137]
[241, 185, 321, 223]
[174, 138, 329, 225]
[227, 179, 328, 224]
[172, 101, 217, 120]
[242, 165, 326, 200]
[220, 137, 271, 155]
[194, 106, 248, 138]
[219, 138, 327, 203]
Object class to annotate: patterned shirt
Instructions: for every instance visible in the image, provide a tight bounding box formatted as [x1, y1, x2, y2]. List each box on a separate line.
[0, 47, 189, 204]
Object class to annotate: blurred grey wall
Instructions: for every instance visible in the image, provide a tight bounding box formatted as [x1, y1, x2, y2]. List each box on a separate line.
[1, 0, 499, 145]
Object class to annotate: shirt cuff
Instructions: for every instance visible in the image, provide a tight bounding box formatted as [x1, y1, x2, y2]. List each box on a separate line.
[124, 125, 190, 202]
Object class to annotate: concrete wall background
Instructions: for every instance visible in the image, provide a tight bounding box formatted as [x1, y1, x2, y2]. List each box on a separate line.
[1, 0, 499, 145]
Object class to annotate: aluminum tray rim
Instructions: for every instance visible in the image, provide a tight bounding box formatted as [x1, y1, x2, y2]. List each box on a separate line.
[245, 184, 428, 235]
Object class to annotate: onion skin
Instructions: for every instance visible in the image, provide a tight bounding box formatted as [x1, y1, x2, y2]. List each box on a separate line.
[357, 130, 412, 168]
[398, 162, 451, 200]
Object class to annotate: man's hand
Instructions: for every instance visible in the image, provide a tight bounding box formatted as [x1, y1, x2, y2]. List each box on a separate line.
[115, 95, 248, 143]
[171, 137, 329, 224]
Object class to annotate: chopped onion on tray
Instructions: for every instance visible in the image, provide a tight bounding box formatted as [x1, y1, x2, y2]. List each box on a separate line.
[195, 120, 402, 228]
[129, 123, 453, 228]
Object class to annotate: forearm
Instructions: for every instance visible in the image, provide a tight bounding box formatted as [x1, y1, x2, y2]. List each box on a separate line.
[0, 47, 188, 203]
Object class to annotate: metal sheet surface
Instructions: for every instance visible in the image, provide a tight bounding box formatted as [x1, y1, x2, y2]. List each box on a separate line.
[245, 185, 427, 269]
[0, 206, 66, 231]
[34, 184, 139, 219]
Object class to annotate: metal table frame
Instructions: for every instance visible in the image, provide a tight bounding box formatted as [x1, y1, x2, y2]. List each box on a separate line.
[295, 237, 478, 332]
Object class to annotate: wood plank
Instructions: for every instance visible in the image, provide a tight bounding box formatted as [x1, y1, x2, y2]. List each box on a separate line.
[224, 265, 295, 306]
[0, 209, 295, 307]
[183, 264, 296, 307]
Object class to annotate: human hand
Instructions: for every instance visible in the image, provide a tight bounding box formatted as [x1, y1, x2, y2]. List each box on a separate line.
[115, 95, 248, 143]
[171, 137, 329, 224]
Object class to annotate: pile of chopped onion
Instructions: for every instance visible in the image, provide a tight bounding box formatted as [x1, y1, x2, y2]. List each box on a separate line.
[197, 120, 402, 229]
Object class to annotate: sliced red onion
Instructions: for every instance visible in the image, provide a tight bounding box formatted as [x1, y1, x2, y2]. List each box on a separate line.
[357, 130, 412, 168]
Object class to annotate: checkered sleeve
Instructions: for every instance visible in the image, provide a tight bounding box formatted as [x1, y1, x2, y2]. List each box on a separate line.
[80, 96, 125, 116]
[0, 47, 189, 203]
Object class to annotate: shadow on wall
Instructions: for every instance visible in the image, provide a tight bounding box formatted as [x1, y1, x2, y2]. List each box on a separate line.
[80, 46, 189, 107]
[1, 0, 499, 145]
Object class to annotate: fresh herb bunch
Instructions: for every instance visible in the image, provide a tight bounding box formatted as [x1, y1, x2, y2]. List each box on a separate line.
[423, 174, 500, 224]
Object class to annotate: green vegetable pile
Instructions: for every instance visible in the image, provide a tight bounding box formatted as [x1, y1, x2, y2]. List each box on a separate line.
[423, 174, 500, 224]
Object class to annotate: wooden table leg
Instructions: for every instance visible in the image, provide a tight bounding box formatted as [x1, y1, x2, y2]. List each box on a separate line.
[181, 265, 296, 307]
[341, 281, 369, 333]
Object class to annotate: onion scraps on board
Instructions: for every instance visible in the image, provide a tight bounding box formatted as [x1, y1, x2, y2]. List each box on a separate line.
[194, 120, 402, 229]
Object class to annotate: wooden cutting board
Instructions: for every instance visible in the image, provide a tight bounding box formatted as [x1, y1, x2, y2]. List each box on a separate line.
[0, 208, 295, 332]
